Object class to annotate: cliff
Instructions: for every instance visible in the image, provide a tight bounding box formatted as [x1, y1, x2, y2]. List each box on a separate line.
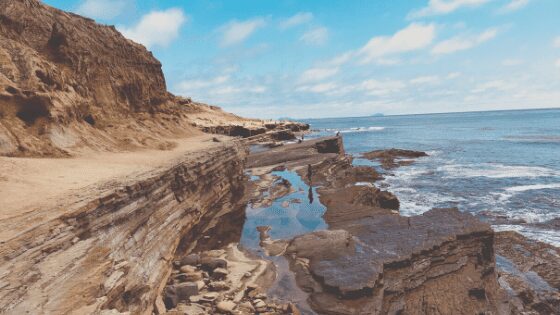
[0, 139, 248, 314]
[0, 0, 305, 157]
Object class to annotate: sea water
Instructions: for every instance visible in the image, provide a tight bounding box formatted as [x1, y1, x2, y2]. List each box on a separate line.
[305, 108, 560, 246]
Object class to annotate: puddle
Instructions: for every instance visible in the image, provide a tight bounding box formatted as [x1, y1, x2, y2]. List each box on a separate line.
[240, 170, 327, 314]
[241, 170, 327, 249]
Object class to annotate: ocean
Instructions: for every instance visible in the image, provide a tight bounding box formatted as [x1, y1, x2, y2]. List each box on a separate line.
[304, 108, 560, 246]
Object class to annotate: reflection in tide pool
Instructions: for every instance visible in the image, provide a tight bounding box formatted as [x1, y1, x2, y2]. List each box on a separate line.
[240, 170, 327, 250]
[240, 170, 327, 315]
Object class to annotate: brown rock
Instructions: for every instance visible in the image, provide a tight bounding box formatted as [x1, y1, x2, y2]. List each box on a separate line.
[216, 300, 237, 313]
[180, 254, 200, 266]
[362, 148, 427, 169]
[212, 267, 228, 280]
[209, 281, 230, 291]
[200, 257, 228, 271]
[175, 282, 198, 301]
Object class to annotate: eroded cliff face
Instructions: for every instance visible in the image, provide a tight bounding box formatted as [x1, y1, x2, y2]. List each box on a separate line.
[0, 141, 248, 314]
[0, 0, 280, 157]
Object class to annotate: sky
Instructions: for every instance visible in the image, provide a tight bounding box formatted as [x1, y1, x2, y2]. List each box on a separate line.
[43, 0, 560, 119]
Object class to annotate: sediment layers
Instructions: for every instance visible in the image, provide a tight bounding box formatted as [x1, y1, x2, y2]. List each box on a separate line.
[0, 141, 248, 314]
[246, 137, 511, 314]
[286, 209, 504, 315]
[0, 0, 303, 157]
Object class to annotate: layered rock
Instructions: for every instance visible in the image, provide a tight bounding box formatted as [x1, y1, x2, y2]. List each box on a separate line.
[285, 208, 506, 315]
[362, 148, 428, 169]
[244, 138, 513, 314]
[0, 141, 248, 314]
[494, 231, 560, 314]
[0, 0, 300, 157]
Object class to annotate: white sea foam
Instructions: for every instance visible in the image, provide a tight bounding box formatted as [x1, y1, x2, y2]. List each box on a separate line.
[504, 183, 560, 192]
[438, 163, 560, 179]
[325, 126, 385, 134]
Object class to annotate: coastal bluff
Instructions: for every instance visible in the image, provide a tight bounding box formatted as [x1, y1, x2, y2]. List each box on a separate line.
[1, 1, 558, 315]
[0, 0, 307, 157]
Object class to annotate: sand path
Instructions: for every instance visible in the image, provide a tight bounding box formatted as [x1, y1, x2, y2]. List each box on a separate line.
[0, 134, 229, 241]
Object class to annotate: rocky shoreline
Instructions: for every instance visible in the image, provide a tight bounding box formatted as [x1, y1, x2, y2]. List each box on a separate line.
[1, 1, 558, 314]
[224, 136, 559, 314]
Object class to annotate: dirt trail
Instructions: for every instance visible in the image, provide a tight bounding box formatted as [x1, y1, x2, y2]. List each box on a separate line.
[0, 134, 228, 241]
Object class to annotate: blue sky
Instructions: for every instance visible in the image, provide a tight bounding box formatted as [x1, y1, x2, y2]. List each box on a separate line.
[43, 0, 560, 118]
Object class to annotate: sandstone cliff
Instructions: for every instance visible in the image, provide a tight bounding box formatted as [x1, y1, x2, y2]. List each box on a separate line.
[0, 0, 301, 157]
[0, 140, 248, 314]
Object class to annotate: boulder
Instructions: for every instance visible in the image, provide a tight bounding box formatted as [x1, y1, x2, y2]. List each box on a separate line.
[200, 257, 227, 271]
[179, 254, 200, 266]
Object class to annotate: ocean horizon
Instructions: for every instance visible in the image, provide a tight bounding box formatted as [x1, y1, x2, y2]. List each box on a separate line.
[305, 107, 560, 246]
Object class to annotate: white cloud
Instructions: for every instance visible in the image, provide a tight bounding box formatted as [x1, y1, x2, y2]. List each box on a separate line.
[502, 58, 524, 66]
[328, 52, 354, 66]
[358, 23, 436, 64]
[212, 85, 266, 95]
[471, 80, 512, 93]
[554, 37, 560, 48]
[119, 8, 186, 49]
[76, 0, 127, 20]
[408, 0, 491, 19]
[499, 0, 530, 13]
[300, 27, 329, 45]
[176, 75, 230, 91]
[297, 82, 338, 93]
[447, 72, 462, 79]
[220, 18, 266, 46]
[299, 67, 339, 83]
[556, 59, 560, 68]
[431, 28, 498, 55]
[410, 75, 441, 85]
[279, 12, 313, 30]
[359, 79, 406, 96]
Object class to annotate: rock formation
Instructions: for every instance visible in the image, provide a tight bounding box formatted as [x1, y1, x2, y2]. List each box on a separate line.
[362, 148, 428, 169]
[0, 0, 306, 157]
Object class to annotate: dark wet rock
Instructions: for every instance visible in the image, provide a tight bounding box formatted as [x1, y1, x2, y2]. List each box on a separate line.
[200, 257, 228, 272]
[317, 186, 399, 226]
[269, 129, 296, 141]
[353, 186, 399, 210]
[494, 231, 560, 313]
[362, 148, 428, 169]
[299, 155, 382, 189]
[284, 208, 504, 314]
[314, 137, 344, 154]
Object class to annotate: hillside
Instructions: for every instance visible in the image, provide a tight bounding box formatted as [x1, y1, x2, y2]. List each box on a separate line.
[0, 0, 292, 157]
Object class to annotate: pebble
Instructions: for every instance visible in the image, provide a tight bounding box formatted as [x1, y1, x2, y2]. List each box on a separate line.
[212, 267, 228, 279]
[216, 300, 236, 313]
[209, 281, 230, 291]
[179, 265, 196, 273]
[253, 299, 266, 308]
[238, 301, 255, 312]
